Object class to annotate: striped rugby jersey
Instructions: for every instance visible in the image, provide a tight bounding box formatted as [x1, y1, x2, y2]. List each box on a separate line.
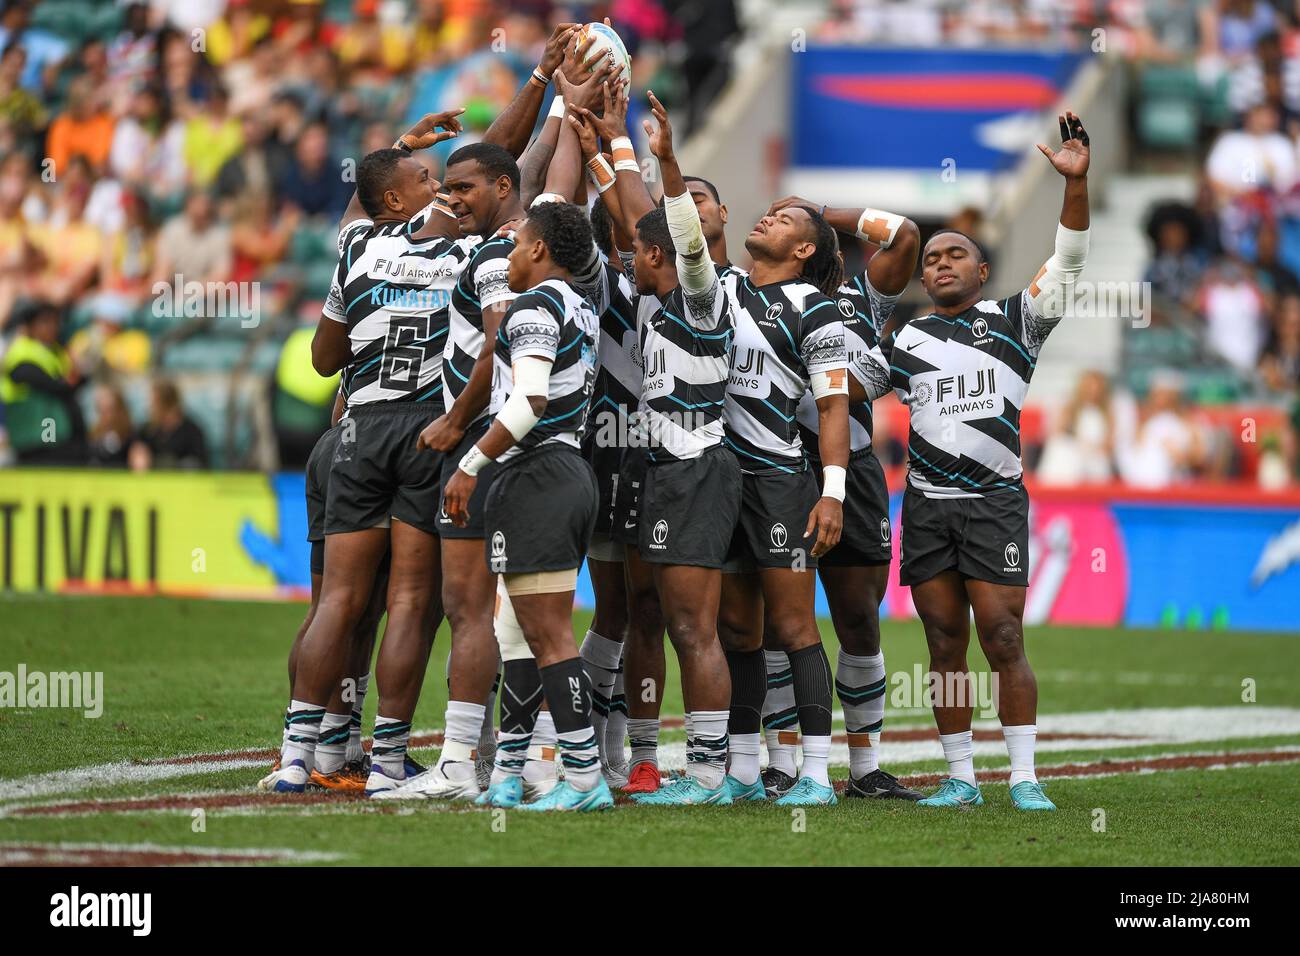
[796, 271, 898, 458]
[587, 261, 641, 448]
[885, 289, 1059, 498]
[491, 278, 600, 464]
[443, 235, 517, 424]
[639, 262, 733, 463]
[324, 204, 479, 406]
[721, 273, 848, 475]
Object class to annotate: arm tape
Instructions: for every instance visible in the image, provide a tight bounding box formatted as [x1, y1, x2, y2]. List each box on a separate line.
[496, 356, 550, 441]
[1028, 224, 1090, 318]
[664, 190, 713, 295]
[821, 465, 846, 502]
[855, 207, 905, 248]
[810, 368, 849, 400]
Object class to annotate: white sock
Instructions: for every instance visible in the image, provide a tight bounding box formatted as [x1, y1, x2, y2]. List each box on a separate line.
[938, 730, 977, 787]
[762, 650, 799, 776]
[837, 649, 885, 778]
[558, 727, 602, 791]
[371, 715, 411, 777]
[686, 710, 728, 790]
[282, 699, 325, 771]
[729, 732, 761, 786]
[479, 671, 499, 761]
[346, 673, 369, 764]
[440, 700, 484, 765]
[801, 734, 832, 787]
[524, 711, 557, 785]
[683, 712, 695, 770]
[315, 712, 351, 774]
[627, 717, 659, 768]
[1003, 724, 1038, 787]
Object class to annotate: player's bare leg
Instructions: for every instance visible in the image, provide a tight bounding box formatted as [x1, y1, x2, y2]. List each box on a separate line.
[436, 537, 500, 790]
[622, 545, 667, 791]
[364, 521, 443, 794]
[584, 555, 629, 782]
[911, 570, 984, 807]
[263, 528, 388, 793]
[821, 564, 921, 799]
[966, 578, 1048, 806]
[637, 564, 729, 800]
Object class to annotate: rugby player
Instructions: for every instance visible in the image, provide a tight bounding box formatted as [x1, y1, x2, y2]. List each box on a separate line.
[758, 197, 923, 801]
[716, 201, 860, 806]
[259, 109, 468, 795]
[571, 93, 741, 804]
[443, 200, 611, 812]
[886, 113, 1091, 811]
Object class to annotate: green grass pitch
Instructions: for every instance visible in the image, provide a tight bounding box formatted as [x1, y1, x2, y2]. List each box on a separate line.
[1, 594, 1297, 866]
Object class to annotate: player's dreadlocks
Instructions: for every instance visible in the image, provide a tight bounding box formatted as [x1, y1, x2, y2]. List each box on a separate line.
[635, 208, 675, 258]
[800, 207, 844, 297]
[528, 201, 595, 275]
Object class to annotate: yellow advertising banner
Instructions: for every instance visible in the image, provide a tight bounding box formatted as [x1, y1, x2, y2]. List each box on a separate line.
[0, 469, 294, 597]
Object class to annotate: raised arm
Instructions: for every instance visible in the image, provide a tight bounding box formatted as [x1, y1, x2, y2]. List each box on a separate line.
[769, 195, 919, 298]
[1027, 111, 1091, 332]
[482, 23, 576, 159]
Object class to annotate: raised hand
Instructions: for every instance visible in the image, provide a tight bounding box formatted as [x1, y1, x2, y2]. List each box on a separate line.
[643, 90, 673, 161]
[768, 195, 816, 216]
[1037, 111, 1090, 179]
[565, 109, 600, 162]
[397, 108, 465, 150]
[554, 56, 620, 115]
[537, 22, 578, 80]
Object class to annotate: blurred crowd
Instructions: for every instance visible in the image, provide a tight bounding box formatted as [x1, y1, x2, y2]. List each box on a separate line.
[0, 0, 740, 468]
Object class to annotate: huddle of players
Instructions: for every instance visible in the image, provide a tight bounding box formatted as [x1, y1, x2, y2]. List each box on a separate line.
[260, 24, 1092, 814]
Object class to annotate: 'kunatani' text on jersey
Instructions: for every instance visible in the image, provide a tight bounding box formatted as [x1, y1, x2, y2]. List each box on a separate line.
[491, 278, 599, 464]
[885, 290, 1056, 498]
[443, 234, 517, 423]
[796, 271, 898, 458]
[324, 205, 478, 406]
[587, 262, 641, 449]
[639, 263, 733, 463]
[722, 274, 848, 474]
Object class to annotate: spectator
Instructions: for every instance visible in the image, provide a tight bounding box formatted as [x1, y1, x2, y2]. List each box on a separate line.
[1261, 291, 1300, 394]
[108, 84, 187, 203]
[1037, 370, 1117, 485]
[182, 84, 243, 187]
[1205, 103, 1296, 204]
[1144, 202, 1208, 319]
[0, 300, 85, 463]
[151, 191, 231, 288]
[0, 44, 46, 149]
[87, 383, 135, 467]
[1116, 372, 1206, 487]
[46, 75, 116, 176]
[230, 192, 297, 285]
[1196, 256, 1268, 371]
[275, 121, 349, 220]
[129, 378, 207, 470]
[0, 0, 69, 95]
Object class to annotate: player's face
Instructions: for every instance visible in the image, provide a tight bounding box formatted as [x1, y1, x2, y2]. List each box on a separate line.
[921, 235, 987, 306]
[688, 183, 725, 244]
[389, 156, 438, 217]
[443, 160, 505, 236]
[506, 220, 541, 293]
[744, 206, 814, 263]
[631, 235, 660, 296]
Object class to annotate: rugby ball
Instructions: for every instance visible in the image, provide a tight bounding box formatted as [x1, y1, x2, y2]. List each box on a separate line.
[577, 21, 631, 86]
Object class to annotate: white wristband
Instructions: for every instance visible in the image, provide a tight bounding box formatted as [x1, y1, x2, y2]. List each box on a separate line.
[459, 444, 493, 477]
[821, 465, 847, 502]
[548, 95, 566, 120]
[610, 136, 638, 172]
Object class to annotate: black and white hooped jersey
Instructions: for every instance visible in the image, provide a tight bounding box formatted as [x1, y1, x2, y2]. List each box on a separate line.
[722, 274, 848, 475]
[587, 262, 641, 448]
[796, 272, 898, 458]
[324, 205, 478, 406]
[443, 235, 517, 423]
[886, 289, 1057, 498]
[639, 264, 733, 464]
[491, 278, 599, 464]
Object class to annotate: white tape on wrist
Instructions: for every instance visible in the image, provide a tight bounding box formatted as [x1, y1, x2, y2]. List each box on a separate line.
[822, 465, 847, 502]
[855, 207, 905, 249]
[586, 154, 616, 193]
[548, 94, 566, 119]
[459, 444, 493, 477]
[610, 136, 638, 173]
